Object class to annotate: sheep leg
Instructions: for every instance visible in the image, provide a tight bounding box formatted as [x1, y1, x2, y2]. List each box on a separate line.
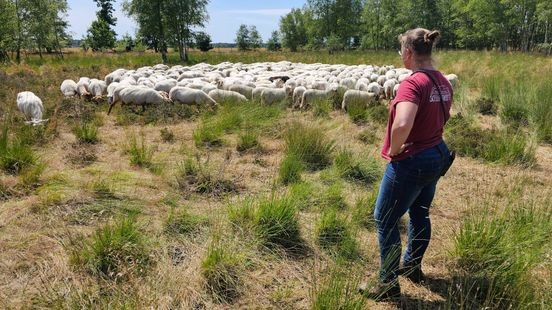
[107, 102, 116, 115]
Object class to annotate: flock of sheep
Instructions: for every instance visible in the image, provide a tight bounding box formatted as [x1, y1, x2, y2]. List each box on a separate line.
[16, 61, 458, 125]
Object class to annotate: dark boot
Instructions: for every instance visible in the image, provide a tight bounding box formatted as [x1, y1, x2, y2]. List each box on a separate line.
[398, 263, 424, 284]
[358, 280, 401, 301]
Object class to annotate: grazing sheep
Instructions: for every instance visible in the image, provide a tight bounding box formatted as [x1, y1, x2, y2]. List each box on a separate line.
[252, 87, 268, 101]
[300, 89, 335, 109]
[76, 77, 91, 97]
[89, 79, 107, 100]
[292, 86, 307, 108]
[393, 84, 400, 98]
[260, 88, 287, 105]
[383, 79, 398, 99]
[60, 79, 78, 97]
[154, 79, 178, 93]
[105, 68, 127, 85]
[169, 87, 217, 106]
[16, 91, 47, 126]
[108, 86, 170, 115]
[367, 82, 383, 97]
[445, 74, 459, 88]
[208, 89, 247, 103]
[376, 75, 387, 86]
[228, 84, 254, 100]
[341, 90, 377, 110]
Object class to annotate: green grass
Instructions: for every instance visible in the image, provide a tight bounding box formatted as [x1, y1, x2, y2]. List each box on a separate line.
[164, 208, 208, 236]
[346, 99, 369, 124]
[278, 153, 304, 185]
[284, 121, 335, 171]
[201, 240, 241, 302]
[352, 192, 377, 229]
[312, 98, 332, 118]
[320, 182, 347, 209]
[481, 131, 536, 167]
[315, 209, 358, 260]
[0, 126, 38, 175]
[126, 132, 154, 168]
[311, 267, 365, 310]
[175, 155, 238, 197]
[70, 217, 150, 280]
[287, 181, 317, 211]
[236, 130, 260, 152]
[453, 202, 551, 308]
[72, 122, 99, 144]
[334, 149, 381, 184]
[255, 196, 302, 250]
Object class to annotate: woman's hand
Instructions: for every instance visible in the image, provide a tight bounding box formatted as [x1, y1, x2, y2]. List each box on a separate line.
[388, 142, 413, 157]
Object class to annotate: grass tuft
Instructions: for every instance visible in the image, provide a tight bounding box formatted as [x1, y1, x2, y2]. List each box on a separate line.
[352, 192, 377, 229]
[278, 153, 303, 185]
[334, 149, 381, 184]
[284, 122, 335, 170]
[70, 217, 150, 280]
[236, 130, 260, 152]
[201, 241, 241, 303]
[315, 209, 358, 259]
[175, 155, 238, 197]
[160, 127, 175, 143]
[0, 126, 38, 175]
[126, 132, 154, 168]
[255, 196, 302, 250]
[164, 208, 208, 236]
[72, 122, 99, 144]
[312, 267, 365, 309]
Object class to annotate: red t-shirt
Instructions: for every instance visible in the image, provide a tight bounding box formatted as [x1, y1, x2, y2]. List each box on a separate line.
[381, 69, 453, 161]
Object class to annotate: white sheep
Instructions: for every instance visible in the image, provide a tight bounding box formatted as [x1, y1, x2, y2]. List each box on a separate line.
[341, 90, 377, 110]
[169, 87, 217, 106]
[260, 88, 287, 105]
[383, 79, 398, 99]
[393, 84, 400, 99]
[89, 79, 107, 100]
[445, 74, 459, 88]
[16, 91, 47, 126]
[154, 79, 178, 93]
[228, 84, 254, 100]
[300, 89, 334, 110]
[107, 86, 170, 115]
[367, 82, 383, 97]
[208, 89, 247, 103]
[292, 86, 307, 108]
[60, 79, 78, 97]
[76, 77, 91, 97]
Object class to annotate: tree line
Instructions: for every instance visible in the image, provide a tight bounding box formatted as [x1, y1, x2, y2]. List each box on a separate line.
[278, 0, 552, 53]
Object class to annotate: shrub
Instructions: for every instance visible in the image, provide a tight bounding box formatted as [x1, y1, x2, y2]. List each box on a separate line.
[164, 208, 208, 236]
[334, 149, 381, 184]
[236, 131, 260, 152]
[160, 128, 175, 143]
[73, 123, 99, 144]
[126, 133, 154, 168]
[352, 192, 377, 229]
[284, 122, 335, 170]
[255, 196, 302, 250]
[0, 126, 38, 175]
[278, 153, 303, 185]
[70, 218, 150, 280]
[201, 242, 241, 302]
[315, 209, 358, 259]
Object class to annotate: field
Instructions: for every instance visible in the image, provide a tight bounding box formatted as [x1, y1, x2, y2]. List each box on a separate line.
[0, 49, 551, 309]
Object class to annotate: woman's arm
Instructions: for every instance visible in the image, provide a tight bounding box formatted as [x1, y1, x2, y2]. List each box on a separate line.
[388, 101, 418, 156]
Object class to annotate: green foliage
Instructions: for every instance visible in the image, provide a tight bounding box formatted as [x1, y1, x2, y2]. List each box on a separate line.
[236, 131, 260, 152]
[280, 8, 308, 52]
[201, 241, 241, 302]
[453, 204, 551, 308]
[236, 24, 251, 51]
[255, 196, 302, 250]
[164, 208, 207, 236]
[316, 209, 358, 259]
[279, 153, 304, 185]
[352, 192, 377, 229]
[195, 31, 213, 52]
[0, 126, 38, 175]
[73, 122, 99, 144]
[284, 122, 335, 170]
[334, 149, 381, 185]
[266, 31, 282, 51]
[312, 267, 365, 310]
[481, 131, 536, 167]
[70, 217, 150, 280]
[86, 19, 116, 51]
[126, 132, 154, 168]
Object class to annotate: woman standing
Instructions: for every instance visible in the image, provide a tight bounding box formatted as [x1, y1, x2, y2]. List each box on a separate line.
[361, 28, 453, 300]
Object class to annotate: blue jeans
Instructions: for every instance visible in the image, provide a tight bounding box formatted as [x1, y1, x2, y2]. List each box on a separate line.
[374, 141, 449, 282]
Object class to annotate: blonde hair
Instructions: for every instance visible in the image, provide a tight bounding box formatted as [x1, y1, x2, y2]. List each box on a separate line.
[398, 28, 441, 56]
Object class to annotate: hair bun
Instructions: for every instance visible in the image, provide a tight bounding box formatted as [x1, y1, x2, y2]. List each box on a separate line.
[424, 30, 441, 43]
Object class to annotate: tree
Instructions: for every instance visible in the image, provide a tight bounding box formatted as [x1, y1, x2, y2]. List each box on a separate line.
[86, 0, 116, 51]
[280, 8, 308, 52]
[123, 0, 168, 63]
[195, 31, 213, 52]
[236, 24, 250, 51]
[266, 31, 282, 51]
[0, 0, 17, 62]
[249, 25, 262, 50]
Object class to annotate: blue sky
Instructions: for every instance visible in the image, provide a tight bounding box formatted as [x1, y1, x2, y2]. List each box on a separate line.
[66, 0, 306, 42]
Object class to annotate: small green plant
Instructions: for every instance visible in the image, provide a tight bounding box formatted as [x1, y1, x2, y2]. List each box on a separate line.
[321, 182, 347, 209]
[19, 163, 45, 188]
[312, 98, 332, 118]
[278, 153, 303, 185]
[164, 208, 208, 236]
[227, 200, 256, 229]
[334, 149, 381, 184]
[70, 217, 150, 280]
[481, 131, 536, 167]
[193, 120, 224, 147]
[126, 133, 154, 168]
[312, 267, 365, 309]
[255, 196, 302, 250]
[315, 209, 358, 259]
[352, 192, 377, 229]
[236, 130, 260, 152]
[0, 126, 38, 175]
[160, 127, 175, 143]
[284, 122, 335, 170]
[73, 122, 99, 144]
[201, 241, 241, 302]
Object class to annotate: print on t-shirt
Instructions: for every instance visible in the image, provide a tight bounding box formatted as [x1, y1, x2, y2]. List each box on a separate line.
[429, 85, 452, 103]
